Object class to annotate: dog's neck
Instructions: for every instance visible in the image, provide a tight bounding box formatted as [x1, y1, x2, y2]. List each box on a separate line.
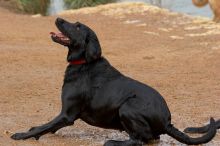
[69, 59, 86, 65]
[64, 62, 88, 83]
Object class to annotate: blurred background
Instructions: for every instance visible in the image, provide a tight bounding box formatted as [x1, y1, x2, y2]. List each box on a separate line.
[0, 0, 212, 17]
[0, 0, 220, 146]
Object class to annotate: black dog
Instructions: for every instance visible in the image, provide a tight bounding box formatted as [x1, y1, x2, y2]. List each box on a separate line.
[184, 119, 220, 134]
[11, 18, 217, 146]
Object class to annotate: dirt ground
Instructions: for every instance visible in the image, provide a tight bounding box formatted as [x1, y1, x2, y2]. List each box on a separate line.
[0, 2, 219, 146]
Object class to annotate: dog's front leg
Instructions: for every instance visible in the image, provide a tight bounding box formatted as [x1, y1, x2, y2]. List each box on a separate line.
[11, 112, 76, 140]
[11, 85, 82, 140]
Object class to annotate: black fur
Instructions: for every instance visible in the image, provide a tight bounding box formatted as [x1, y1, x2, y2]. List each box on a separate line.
[184, 119, 220, 134]
[11, 18, 217, 145]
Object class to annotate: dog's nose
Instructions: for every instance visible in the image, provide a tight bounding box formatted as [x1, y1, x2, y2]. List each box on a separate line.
[56, 17, 65, 24]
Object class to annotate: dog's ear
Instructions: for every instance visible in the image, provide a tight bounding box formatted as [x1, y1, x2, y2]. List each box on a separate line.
[85, 31, 102, 63]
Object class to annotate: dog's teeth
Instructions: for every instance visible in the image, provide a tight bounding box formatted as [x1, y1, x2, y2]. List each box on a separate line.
[62, 38, 69, 41]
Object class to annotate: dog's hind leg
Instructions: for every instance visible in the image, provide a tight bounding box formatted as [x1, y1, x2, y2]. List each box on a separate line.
[104, 101, 155, 146]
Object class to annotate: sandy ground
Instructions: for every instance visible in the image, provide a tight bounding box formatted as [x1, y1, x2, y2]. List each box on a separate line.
[0, 2, 219, 146]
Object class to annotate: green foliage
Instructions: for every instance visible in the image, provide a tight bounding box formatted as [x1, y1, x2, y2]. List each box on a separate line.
[16, 0, 116, 15]
[64, 0, 116, 9]
[18, 0, 50, 15]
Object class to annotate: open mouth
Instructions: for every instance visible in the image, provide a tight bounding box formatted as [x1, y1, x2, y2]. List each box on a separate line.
[50, 32, 70, 46]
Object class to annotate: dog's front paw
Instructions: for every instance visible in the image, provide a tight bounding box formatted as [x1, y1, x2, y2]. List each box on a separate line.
[11, 133, 29, 140]
[11, 132, 41, 141]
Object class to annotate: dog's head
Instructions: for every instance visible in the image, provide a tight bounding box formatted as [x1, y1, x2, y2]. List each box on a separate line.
[51, 18, 102, 63]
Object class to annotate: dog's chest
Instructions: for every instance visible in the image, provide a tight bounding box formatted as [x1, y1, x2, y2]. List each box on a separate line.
[80, 113, 122, 130]
[79, 104, 122, 129]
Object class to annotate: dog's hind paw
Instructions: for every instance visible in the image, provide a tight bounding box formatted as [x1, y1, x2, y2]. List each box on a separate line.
[104, 140, 143, 146]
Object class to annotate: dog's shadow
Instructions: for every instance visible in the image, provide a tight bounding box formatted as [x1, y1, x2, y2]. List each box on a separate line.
[56, 125, 129, 144]
[55, 123, 185, 146]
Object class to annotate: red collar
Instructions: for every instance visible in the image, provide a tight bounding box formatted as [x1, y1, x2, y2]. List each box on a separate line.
[69, 59, 86, 65]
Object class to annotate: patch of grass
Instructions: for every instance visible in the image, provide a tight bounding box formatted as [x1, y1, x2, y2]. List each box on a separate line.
[18, 0, 50, 15]
[0, 0, 19, 12]
[0, 0, 117, 15]
[64, 0, 117, 9]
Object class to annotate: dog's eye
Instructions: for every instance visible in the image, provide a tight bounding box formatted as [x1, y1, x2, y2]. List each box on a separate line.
[75, 22, 81, 31]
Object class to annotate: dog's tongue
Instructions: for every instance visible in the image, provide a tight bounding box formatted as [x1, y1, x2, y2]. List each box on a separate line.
[50, 32, 66, 38]
[50, 32, 70, 45]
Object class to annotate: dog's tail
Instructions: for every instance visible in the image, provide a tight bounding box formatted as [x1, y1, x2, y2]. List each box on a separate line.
[192, 0, 209, 7]
[165, 118, 216, 145]
[184, 119, 220, 134]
